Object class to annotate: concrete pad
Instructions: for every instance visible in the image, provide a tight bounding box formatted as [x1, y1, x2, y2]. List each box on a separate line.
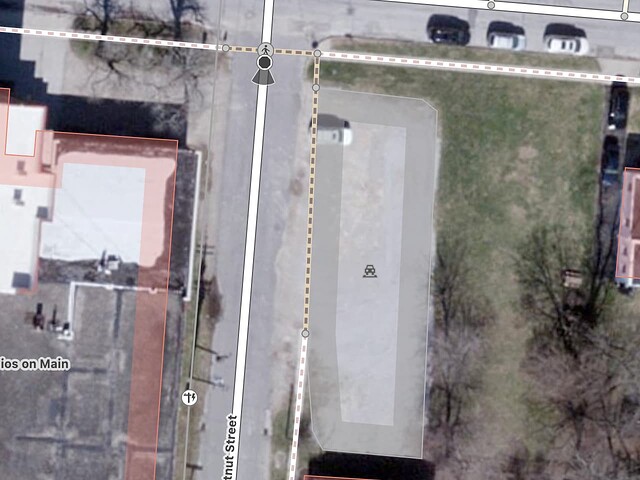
[336, 122, 407, 426]
[308, 89, 437, 458]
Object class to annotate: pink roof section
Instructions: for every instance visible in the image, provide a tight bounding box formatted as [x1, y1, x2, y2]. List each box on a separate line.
[633, 177, 640, 239]
[0, 92, 56, 189]
[0, 87, 179, 480]
[0, 87, 178, 275]
[616, 168, 640, 280]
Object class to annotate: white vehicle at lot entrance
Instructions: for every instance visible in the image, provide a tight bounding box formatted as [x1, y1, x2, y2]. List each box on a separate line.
[312, 113, 353, 146]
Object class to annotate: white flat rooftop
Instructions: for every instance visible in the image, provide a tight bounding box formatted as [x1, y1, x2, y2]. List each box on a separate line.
[0, 184, 52, 294]
[6, 104, 46, 156]
[40, 163, 146, 264]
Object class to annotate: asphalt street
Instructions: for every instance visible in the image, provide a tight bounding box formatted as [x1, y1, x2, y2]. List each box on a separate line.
[196, 6, 308, 479]
[270, 0, 640, 64]
[199, 50, 257, 480]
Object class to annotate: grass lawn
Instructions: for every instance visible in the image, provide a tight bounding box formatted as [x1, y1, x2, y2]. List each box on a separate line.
[270, 407, 291, 480]
[330, 38, 602, 71]
[318, 43, 605, 464]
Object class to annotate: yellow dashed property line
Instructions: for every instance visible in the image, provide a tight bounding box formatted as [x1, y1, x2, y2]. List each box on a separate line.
[302, 56, 321, 332]
[313, 56, 321, 83]
[287, 60, 320, 477]
[229, 45, 256, 53]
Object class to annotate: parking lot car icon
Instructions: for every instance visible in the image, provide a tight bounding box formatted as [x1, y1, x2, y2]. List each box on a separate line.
[363, 265, 377, 278]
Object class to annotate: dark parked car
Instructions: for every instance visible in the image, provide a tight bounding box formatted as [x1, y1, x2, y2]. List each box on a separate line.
[601, 135, 620, 186]
[427, 15, 470, 46]
[608, 81, 629, 130]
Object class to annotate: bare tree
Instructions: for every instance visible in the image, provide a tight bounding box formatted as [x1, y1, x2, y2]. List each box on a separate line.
[429, 322, 483, 459]
[525, 322, 640, 480]
[82, 0, 122, 35]
[74, 0, 212, 103]
[148, 102, 186, 136]
[515, 225, 603, 356]
[427, 237, 492, 464]
[433, 237, 467, 339]
[166, 48, 212, 105]
[502, 443, 550, 480]
[168, 0, 204, 40]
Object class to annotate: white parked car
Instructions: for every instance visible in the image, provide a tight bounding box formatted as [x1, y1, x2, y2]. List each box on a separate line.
[487, 22, 526, 51]
[487, 31, 526, 51]
[312, 114, 353, 146]
[544, 34, 589, 55]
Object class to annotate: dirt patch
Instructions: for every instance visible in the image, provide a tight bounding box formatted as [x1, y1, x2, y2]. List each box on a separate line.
[518, 145, 538, 161]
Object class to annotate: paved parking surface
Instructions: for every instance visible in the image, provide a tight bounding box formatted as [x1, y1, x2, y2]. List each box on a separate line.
[308, 90, 436, 458]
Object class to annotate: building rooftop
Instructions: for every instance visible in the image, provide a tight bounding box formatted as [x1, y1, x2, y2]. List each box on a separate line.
[5, 103, 46, 156]
[616, 169, 640, 282]
[0, 97, 52, 293]
[40, 163, 146, 264]
[633, 177, 640, 240]
[0, 88, 188, 294]
[0, 183, 52, 293]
